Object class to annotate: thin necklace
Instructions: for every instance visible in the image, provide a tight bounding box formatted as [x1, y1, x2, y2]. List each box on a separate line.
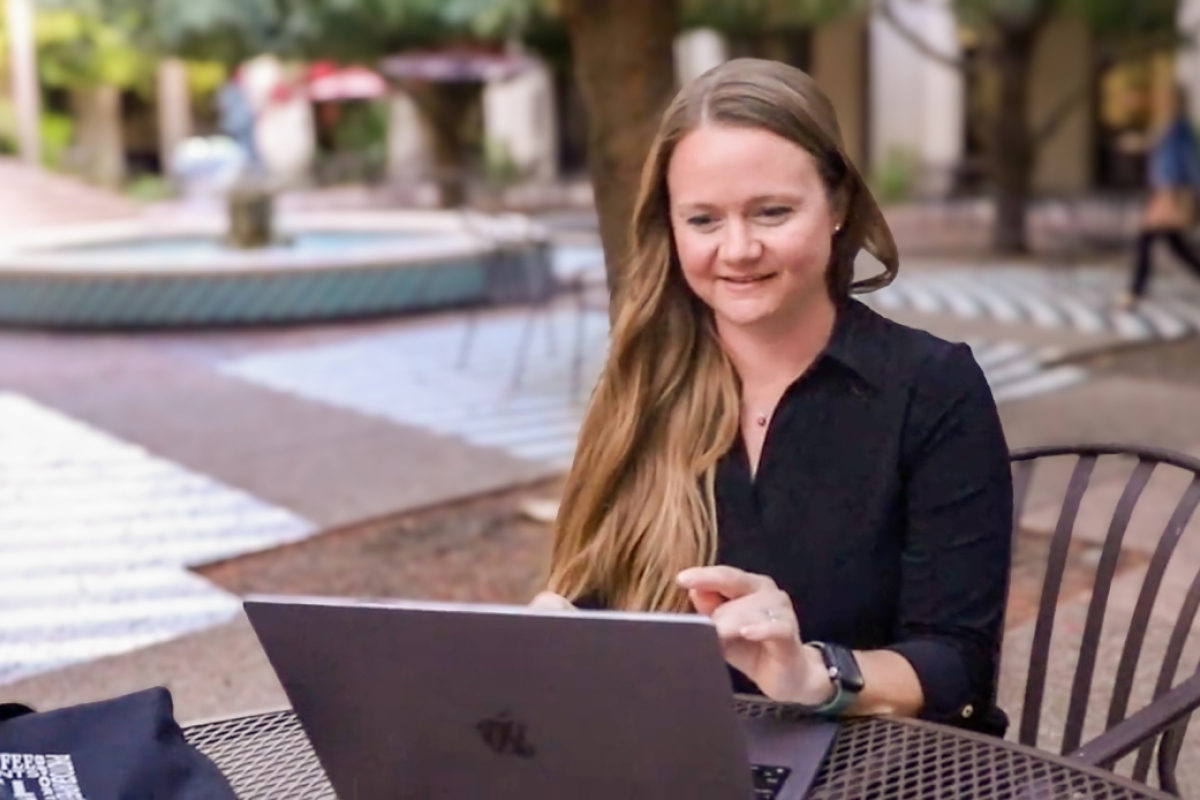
[744, 404, 770, 427]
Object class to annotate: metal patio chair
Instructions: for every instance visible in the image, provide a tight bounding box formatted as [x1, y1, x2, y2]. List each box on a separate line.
[458, 235, 607, 400]
[1010, 444, 1200, 795]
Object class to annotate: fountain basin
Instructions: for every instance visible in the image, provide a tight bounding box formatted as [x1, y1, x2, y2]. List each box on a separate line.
[0, 211, 553, 327]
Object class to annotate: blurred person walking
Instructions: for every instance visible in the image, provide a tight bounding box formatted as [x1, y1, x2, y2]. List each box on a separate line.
[1117, 86, 1200, 309]
[217, 68, 260, 170]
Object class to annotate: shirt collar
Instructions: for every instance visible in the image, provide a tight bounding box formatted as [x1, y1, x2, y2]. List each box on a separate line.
[819, 299, 885, 389]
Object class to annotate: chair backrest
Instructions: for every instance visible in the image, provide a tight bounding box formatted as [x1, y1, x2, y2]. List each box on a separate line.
[1010, 444, 1200, 785]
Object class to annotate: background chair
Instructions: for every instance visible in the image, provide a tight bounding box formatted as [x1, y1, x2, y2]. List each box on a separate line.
[457, 228, 608, 399]
[1009, 444, 1200, 795]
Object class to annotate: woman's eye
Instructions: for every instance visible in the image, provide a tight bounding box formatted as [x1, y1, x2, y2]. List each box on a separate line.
[687, 215, 717, 228]
[758, 206, 792, 219]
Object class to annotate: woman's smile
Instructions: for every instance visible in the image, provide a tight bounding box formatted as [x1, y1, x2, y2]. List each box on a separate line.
[720, 272, 777, 287]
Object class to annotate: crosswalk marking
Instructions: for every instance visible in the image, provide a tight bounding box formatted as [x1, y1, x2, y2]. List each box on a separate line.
[0, 393, 315, 684]
[222, 306, 1090, 473]
[867, 265, 1200, 340]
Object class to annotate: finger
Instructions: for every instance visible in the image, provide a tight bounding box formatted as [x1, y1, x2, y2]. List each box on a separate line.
[677, 565, 774, 601]
[529, 591, 576, 611]
[711, 612, 792, 644]
[687, 587, 726, 618]
[710, 591, 798, 636]
[736, 620, 794, 642]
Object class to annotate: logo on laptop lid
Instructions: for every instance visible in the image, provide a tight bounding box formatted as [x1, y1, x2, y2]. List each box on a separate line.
[476, 712, 536, 758]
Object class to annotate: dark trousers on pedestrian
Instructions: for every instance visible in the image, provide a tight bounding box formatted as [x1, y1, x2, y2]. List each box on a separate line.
[1130, 228, 1200, 297]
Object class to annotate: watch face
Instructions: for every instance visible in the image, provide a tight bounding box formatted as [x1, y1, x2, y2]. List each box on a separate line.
[824, 643, 865, 693]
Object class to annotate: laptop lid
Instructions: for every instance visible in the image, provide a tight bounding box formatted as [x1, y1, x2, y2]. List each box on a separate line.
[245, 595, 757, 800]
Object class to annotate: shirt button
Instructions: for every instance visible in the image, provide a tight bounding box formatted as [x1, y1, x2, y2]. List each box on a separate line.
[962, 705, 974, 719]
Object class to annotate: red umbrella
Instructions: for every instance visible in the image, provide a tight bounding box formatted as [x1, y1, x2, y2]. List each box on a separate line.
[307, 63, 388, 102]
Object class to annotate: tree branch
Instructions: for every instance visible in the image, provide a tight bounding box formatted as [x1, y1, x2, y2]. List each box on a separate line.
[877, 0, 967, 72]
[1032, 79, 1091, 146]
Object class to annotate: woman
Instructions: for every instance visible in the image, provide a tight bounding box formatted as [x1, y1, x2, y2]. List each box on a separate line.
[533, 59, 1012, 736]
[1117, 85, 1200, 309]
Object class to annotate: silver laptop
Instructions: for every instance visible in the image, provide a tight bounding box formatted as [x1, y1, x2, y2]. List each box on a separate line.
[244, 595, 838, 800]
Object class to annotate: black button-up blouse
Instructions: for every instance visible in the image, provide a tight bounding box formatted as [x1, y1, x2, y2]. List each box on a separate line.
[715, 299, 1012, 735]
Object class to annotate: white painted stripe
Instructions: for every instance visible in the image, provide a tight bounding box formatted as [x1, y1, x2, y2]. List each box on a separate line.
[0, 569, 215, 608]
[985, 358, 1044, 386]
[511, 438, 581, 462]
[0, 594, 238, 633]
[929, 279, 984, 318]
[443, 406, 584, 436]
[992, 366, 1089, 404]
[857, 264, 1200, 340]
[866, 288, 904, 310]
[0, 512, 303, 543]
[998, 286, 1068, 329]
[1136, 303, 1191, 340]
[957, 277, 1026, 323]
[0, 533, 307, 576]
[0, 392, 317, 684]
[1155, 297, 1200, 333]
[465, 420, 586, 449]
[1054, 296, 1109, 335]
[1112, 311, 1155, 340]
[893, 281, 945, 315]
[970, 341, 1028, 369]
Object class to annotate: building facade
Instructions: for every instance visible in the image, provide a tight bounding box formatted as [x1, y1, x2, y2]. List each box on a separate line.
[472, 1, 1200, 204]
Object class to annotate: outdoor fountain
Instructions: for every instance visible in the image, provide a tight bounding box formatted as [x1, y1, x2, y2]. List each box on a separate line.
[0, 183, 552, 327]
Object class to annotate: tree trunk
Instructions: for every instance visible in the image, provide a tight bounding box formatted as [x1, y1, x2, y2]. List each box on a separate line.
[561, 0, 678, 305]
[988, 25, 1041, 254]
[71, 85, 126, 188]
[5, 0, 41, 166]
[157, 58, 193, 177]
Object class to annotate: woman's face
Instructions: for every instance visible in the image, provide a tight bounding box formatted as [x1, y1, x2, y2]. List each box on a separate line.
[668, 124, 840, 335]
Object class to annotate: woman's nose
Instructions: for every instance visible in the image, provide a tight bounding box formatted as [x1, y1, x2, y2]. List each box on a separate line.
[719, 220, 762, 262]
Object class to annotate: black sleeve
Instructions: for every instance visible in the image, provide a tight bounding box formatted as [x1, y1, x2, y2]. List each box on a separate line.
[884, 342, 1013, 731]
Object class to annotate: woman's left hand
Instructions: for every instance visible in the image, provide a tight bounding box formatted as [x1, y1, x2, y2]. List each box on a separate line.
[677, 566, 831, 705]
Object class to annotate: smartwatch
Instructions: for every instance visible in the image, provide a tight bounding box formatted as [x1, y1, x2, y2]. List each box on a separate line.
[804, 641, 864, 717]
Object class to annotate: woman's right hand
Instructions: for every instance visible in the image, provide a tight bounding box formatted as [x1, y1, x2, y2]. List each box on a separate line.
[529, 591, 576, 611]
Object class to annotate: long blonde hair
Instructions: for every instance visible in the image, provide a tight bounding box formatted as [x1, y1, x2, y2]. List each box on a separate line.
[547, 59, 899, 612]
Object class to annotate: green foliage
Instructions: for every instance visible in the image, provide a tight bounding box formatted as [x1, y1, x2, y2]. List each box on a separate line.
[484, 135, 522, 188]
[34, 6, 150, 90]
[185, 60, 228, 97]
[683, 0, 864, 32]
[154, 0, 307, 65]
[1064, 0, 1182, 59]
[313, 99, 391, 184]
[0, 98, 18, 155]
[156, 0, 553, 66]
[873, 145, 919, 204]
[39, 110, 74, 167]
[925, 0, 1181, 46]
[125, 173, 177, 199]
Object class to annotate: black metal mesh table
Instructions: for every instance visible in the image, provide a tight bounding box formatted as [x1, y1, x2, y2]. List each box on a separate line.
[184, 703, 1174, 800]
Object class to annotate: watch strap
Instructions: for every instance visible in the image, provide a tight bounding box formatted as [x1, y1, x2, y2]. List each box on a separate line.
[804, 641, 862, 717]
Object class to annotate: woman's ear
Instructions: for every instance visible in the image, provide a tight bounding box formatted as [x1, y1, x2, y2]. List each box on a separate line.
[830, 184, 851, 234]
